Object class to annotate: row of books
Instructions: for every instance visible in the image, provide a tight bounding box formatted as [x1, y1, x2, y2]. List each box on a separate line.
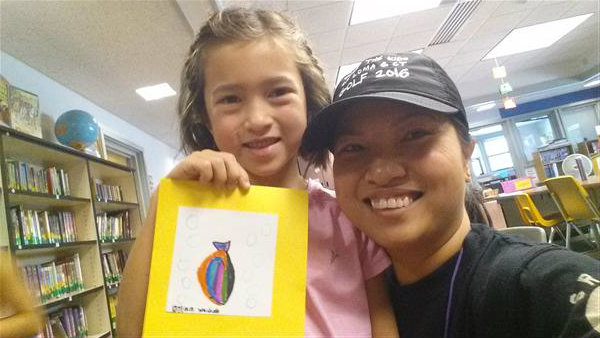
[96, 211, 131, 241]
[102, 249, 128, 285]
[6, 160, 71, 196]
[39, 305, 88, 338]
[93, 179, 123, 202]
[10, 206, 77, 246]
[20, 253, 84, 304]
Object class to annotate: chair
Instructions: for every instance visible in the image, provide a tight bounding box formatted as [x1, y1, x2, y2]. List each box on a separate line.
[497, 226, 547, 243]
[513, 192, 565, 244]
[544, 176, 600, 250]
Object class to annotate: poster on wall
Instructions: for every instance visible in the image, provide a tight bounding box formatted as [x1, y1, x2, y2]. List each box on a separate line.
[8, 85, 42, 138]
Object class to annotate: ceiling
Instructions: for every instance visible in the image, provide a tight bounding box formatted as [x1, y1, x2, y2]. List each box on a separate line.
[1, 0, 598, 150]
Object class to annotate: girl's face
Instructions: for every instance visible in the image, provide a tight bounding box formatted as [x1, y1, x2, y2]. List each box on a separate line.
[332, 100, 473, 253]
[203, 38, 307, 183]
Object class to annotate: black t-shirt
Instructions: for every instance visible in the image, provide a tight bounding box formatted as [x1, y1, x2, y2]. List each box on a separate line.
[387, 223, 600, 338]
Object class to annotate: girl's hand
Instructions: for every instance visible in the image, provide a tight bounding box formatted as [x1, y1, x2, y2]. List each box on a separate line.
[167, 150, 250, 190]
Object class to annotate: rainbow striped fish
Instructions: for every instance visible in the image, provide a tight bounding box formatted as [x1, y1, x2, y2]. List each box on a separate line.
[198, 241, 235, 305]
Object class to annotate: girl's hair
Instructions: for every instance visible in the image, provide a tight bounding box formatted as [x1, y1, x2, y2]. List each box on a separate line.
[178, 8, 331, 163]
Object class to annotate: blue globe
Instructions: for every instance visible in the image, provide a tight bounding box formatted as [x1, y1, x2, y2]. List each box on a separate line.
[55, 110, 99, 150]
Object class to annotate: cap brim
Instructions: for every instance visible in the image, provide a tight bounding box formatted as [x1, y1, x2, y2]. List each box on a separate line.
[303, 92, 460, 153]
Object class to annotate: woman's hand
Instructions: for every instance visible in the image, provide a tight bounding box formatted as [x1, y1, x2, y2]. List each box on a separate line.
[167, 150, 250, 190]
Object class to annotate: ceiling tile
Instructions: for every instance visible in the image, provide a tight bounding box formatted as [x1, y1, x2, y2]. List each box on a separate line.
[446, 49, 488, 68]
[316, 50, 342, 73]
[344, 17, 398, 48]
[287, 0, 334, 12]
[518, 1, 574, 27]
[491, 0, 542, 17]
[387, 30, 435, 53]
[474, 12, 529, 36]
[290, 1, 352, 35]
[309, 29, 346, 55]
[445, 64, 473, 83]
[423, 40, 465, 60]
[341, 40, 389, 64]
[564, 0, 599, 17]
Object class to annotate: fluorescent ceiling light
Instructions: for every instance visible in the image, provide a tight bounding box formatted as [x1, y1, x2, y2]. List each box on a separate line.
[475, 102, 496, 112]
[470, 124, 503, 136]
[503, 97, 517, 109]
[492, 66, 506, 79]
[350, 0, 442, 25]
[336, 62, 361, 85]
[136, 83, 176, 101]
[483, 13, 593, 60]
[584, 79, 600, 87]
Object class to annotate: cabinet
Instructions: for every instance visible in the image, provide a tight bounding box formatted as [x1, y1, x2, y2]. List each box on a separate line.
[0, 125, 142, 338]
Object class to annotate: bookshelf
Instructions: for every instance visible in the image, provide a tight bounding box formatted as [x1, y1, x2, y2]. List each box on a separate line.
[533, 142, 576, 181]
[0, 125, 143, 338]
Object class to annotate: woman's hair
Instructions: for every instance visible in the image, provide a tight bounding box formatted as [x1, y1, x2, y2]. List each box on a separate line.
[465, 182, 493, 226]
[178, 8, 331, 160]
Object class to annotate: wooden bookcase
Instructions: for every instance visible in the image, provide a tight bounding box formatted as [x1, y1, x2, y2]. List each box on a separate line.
[0, 125, 142, 338]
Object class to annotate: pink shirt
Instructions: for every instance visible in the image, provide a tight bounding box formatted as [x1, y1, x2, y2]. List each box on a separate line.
[305, 180, 391, 337]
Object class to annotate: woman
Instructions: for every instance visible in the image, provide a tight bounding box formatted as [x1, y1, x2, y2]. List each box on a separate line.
[301, 52, 600, 338]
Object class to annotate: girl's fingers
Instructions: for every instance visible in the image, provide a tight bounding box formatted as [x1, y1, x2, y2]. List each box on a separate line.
[195, 159, 214, 184]
[210, 157, 228, 188]
[166, 150, 250, 190]
[223, 154, 250, 190]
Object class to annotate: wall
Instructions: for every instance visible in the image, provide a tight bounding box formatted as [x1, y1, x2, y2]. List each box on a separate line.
[1, 51, 177, 183]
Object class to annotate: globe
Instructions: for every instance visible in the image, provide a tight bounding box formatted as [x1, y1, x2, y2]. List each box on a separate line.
[55, 110, 99, 150]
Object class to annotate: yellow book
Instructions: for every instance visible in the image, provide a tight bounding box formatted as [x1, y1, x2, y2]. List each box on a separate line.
[142, 178, 308, 337]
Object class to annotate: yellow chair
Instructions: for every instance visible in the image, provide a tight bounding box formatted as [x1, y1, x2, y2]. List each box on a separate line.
[513, 192, 565, 244]
[544, 176, 600, 250]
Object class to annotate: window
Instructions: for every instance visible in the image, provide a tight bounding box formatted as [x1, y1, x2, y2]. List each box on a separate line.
[560, 103, 598, 143]
[470, 124, 515, 176]
[471, 144, 484, 177]
[515, 115, 556, 162]
[483, 136, 514, 171]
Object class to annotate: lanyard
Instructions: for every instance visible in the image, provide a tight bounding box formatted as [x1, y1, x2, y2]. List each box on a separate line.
[443, 247, 464, 338]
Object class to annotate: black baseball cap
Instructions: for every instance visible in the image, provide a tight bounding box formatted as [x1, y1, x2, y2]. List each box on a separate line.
[302, 52, 468, 152]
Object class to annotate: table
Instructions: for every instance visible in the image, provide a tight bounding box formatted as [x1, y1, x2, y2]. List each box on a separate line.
[487, 176, 600, 227]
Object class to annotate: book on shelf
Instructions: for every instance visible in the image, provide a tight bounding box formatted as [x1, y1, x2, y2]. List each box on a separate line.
[6, 160, 71, 196]
[108, 294, 118, 329]
[40, 305, 88, 338]
[20, 253, 85, 305]
[93, 178, 123, 202]
[10, 206, 77, 247]
[102, 249, 128, 284]
[96, 211, 131, 241]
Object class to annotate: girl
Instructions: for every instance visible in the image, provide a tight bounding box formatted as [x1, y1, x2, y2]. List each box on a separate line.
[117, 8, 398, 338]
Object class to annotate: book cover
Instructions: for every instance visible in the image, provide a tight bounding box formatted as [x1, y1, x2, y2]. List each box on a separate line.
[8, 85, 42, 138]
[142, 178, 308, 338]
[0, 76, 9, 126]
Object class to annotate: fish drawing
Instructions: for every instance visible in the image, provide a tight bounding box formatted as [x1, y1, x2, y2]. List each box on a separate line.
[197, 241, 235, 305]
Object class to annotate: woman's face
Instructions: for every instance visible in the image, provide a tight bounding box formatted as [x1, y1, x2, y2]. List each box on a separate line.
[332, 100, 473, 252]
